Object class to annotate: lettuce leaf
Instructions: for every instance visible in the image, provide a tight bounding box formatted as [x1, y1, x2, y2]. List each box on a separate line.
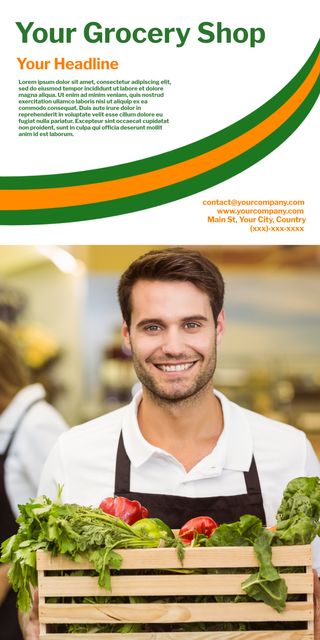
[240, 530, 287, 612]
[273, 514, 319, 545]
[206, 514, 263, 547]
[276, 476, 320, 522]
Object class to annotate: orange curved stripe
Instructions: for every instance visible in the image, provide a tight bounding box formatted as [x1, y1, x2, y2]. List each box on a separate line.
[2, 55, 319, 211]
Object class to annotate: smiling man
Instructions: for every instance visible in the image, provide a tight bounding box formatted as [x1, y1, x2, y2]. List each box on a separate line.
[24, 247, 319, 639]
[120, 276, 224, 475]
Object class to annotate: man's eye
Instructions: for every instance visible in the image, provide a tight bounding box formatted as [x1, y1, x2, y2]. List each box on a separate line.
[185, 322, 200, 329]
[145, 325, 161, 332]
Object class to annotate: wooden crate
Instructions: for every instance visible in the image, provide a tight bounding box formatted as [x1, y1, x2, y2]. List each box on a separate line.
[37, 545, 314, 639]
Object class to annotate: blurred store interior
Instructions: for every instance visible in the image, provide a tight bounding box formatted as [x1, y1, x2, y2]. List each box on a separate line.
[0, 244, 319, 457]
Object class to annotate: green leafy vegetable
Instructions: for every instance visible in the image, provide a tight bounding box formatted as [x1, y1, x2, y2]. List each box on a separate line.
[240, 530, 287, 612]
[206, 518, 288, 612]
[273, 514, 319, 545]
[276, 476, 320, 522]
[274, 476, 320, 546]
[206, 514, 264, 547]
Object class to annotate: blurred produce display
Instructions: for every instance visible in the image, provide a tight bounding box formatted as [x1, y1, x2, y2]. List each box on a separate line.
[215, 367, 320, 457]
[0, 282, 65, 404]
[99, 327, 137, 407]
[13, 324, 60, 371]
[0, 284, 27, 324]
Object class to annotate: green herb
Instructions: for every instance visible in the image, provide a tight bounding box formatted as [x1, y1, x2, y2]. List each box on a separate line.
[0, 495, 169, 612]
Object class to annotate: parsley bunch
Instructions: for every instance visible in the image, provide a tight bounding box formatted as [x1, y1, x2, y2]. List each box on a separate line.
[0, 492, 166, 612]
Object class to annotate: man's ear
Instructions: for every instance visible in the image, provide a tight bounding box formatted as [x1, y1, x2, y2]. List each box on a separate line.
[216, 309, 225, 344]
[121, 321, 131, 351]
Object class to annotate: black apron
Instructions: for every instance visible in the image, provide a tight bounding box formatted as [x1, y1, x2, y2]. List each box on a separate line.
[115, 431, 266, 528]
[0, 398, 41, 640]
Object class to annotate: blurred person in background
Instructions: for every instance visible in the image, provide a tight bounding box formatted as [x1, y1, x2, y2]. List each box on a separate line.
[0, 322, 68, 640]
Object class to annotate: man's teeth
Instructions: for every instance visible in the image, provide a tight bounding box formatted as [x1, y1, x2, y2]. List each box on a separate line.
[157, 363, 194, 372]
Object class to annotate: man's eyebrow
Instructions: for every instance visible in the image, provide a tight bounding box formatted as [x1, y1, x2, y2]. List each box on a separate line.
[136, 318, 163, 329]
[182, 315, 209, 323]
[136, 315, 209, 329]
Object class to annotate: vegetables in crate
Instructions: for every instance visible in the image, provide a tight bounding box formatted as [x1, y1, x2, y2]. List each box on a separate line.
[0, 492, 174, 612]
[0, 475, 319, 621]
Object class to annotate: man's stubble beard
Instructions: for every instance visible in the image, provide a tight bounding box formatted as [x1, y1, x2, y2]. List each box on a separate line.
[130, 342, 217, 409]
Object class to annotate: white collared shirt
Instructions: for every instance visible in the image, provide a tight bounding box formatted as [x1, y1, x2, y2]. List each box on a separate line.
[0, 384, 68, 517]
[38, 390, 320, 573]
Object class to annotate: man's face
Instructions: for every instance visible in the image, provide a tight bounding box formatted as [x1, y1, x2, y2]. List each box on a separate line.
[122, 279, 224, 403]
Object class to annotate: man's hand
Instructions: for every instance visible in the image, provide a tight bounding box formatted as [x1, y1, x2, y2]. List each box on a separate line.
[314, 570, 320, 640]
[19, 589, 40, 640]
[0, 563, 10, 605]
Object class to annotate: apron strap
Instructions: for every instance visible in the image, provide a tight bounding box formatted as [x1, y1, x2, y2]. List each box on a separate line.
[243, 456, 263, 494]
[115, 430, 262, 496]
[114, 430, 130, 495]
[3, 398, 43, 459]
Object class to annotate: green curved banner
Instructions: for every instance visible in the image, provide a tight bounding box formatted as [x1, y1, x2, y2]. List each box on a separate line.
[0, 41, 319, 224]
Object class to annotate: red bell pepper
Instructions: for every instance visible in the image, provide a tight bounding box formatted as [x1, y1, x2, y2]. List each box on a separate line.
[99, 496, 149, 525]
[178, 516, 218, 544]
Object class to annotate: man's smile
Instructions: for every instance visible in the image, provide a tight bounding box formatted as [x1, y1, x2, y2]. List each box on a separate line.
[153, 361, 198, 372]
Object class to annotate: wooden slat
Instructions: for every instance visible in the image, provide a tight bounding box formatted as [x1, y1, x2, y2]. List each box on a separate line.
[38, 569, 46, 638]
[39, 601, 313, 624]
[40, 632, 314, 640]
[306, 564, 314, 634]
[36, 546, 312, 570]
[38, 572, 313, 597]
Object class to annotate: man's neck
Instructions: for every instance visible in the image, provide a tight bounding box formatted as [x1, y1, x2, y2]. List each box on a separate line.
[137, 386, 223, 471]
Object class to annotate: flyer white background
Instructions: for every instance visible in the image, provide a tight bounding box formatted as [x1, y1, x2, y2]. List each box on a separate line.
[0, 0, 318, 243]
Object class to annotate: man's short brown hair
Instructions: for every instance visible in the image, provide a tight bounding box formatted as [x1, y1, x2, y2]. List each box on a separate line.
[118, 248, 225, 328]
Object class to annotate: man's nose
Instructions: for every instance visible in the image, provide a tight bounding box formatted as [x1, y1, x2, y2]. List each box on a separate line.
[161, 328, 185, 356]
